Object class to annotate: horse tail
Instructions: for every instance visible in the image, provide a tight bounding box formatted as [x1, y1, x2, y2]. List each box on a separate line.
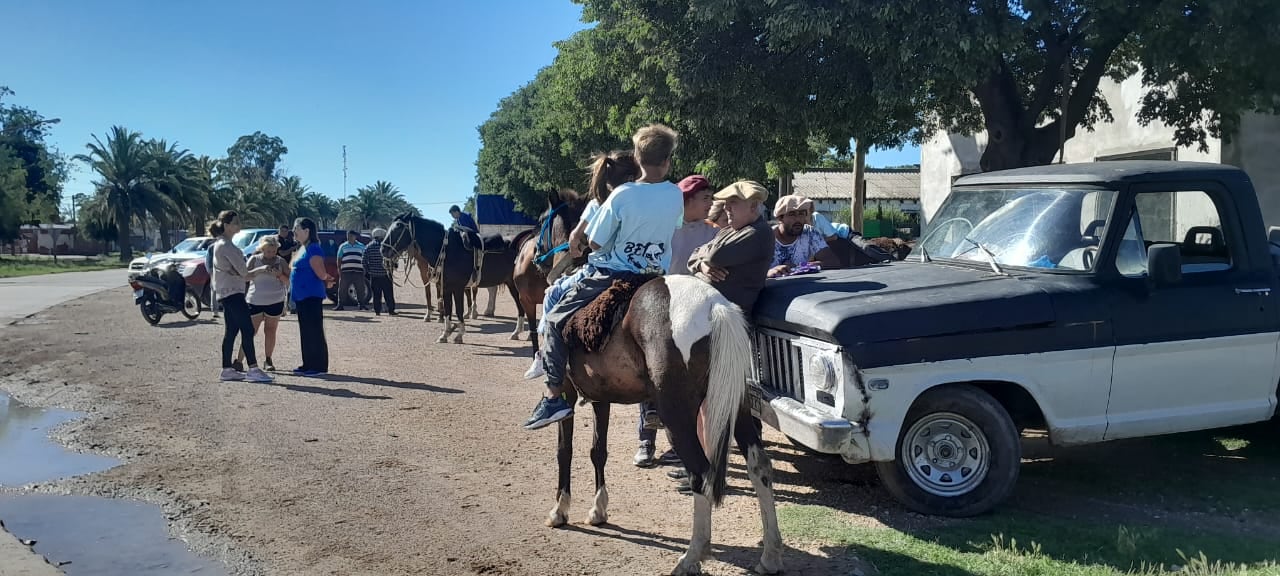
[701, 297, 752, 506]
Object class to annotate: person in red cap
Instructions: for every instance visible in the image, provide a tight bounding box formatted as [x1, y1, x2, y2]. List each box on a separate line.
[667, 175, 719, 275]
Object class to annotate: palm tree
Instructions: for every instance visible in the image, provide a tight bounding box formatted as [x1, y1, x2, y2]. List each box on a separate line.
[74, 126, 169, 261]
[280, 175, 309, 220]
[144, 139, 204, 248]
[301, 191, 339, 228]
[337, 180, 409, 230]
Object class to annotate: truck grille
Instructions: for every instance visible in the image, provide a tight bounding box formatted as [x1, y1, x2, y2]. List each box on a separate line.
[754, 330, 805, 401]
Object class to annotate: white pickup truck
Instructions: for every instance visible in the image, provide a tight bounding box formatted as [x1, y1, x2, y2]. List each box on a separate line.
[750, 161, 1280, 516]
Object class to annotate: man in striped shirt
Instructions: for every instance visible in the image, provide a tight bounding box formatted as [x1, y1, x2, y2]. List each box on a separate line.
[335, 230, 368, 311]
[362, 228, 396, 315]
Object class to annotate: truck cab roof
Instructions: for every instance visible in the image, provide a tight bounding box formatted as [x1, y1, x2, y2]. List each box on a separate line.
[954, 160, 1251, 187]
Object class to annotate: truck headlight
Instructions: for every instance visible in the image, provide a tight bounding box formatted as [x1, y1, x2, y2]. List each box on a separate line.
[806, 351, 839, 394]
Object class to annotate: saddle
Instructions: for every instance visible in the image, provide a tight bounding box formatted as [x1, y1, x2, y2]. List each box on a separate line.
[457, 229, 507, 254]
[563, 272, 657, 353]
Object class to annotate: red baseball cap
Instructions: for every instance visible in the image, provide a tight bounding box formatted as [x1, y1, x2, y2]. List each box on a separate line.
[677, 175, 711, 200]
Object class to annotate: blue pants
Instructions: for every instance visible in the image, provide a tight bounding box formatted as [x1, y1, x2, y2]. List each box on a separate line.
[541, 268, 617, 388]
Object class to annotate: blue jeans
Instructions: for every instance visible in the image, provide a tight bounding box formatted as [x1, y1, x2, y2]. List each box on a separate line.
[538, 265, 591, 336]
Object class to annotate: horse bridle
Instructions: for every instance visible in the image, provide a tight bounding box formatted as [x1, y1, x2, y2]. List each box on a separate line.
[385, 218, 444, 288]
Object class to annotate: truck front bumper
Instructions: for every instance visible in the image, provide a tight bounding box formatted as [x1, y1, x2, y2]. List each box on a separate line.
[749, 385, 872, 464]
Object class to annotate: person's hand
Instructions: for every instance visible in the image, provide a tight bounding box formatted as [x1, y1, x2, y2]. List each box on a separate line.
[699, 261, 729, 282]
[767, 265, 790, 278]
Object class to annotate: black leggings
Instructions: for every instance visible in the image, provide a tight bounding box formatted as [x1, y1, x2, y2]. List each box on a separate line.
[220, 293, 256, 368]
[295, 297, 329, 372]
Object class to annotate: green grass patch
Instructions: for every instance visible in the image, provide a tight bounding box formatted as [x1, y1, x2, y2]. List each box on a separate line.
[0, 257, 124, 278]
[779, 505, 1280, 576]
[1019, 423, 1280, 515]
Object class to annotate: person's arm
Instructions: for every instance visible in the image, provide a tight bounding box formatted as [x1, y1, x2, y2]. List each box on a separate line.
[568, 219, 591, 258]
[220, 242, 250, 277]
[585, 198, 620, 253]
[309, 253, 333, 287]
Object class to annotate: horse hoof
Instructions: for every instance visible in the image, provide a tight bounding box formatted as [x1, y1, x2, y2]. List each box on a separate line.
[545, 511, 568, 528]
[754, 559, 783, 575]
[452, 334, 463, 344]
[670, 557, 703, 576]
[509, 332, 521, 341]
[587, 508, 608, 526]
[436, 335, 448, 344]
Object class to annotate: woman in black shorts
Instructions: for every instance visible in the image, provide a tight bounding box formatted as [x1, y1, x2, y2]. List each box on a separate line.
[233, 235, 290, 372]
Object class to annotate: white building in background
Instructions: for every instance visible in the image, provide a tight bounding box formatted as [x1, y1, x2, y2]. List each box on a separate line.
[921, 73, 1280, 226]
[790, 168, 922, 215]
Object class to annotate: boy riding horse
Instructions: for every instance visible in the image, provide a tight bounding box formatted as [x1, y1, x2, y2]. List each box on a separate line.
[524, 124, 685, 430]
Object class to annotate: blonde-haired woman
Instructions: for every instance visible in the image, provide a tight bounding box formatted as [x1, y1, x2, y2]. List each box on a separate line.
[232, 235, 290, 372]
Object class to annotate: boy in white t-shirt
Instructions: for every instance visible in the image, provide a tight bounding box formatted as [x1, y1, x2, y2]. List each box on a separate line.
[523, 125, 684, 430]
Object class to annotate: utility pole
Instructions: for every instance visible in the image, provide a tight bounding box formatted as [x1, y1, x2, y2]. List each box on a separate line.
[342, 145, 348, 197]
[852, 141, 868, 234]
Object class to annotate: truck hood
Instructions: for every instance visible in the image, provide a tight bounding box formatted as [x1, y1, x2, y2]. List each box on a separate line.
[752, 261, 1055, 346]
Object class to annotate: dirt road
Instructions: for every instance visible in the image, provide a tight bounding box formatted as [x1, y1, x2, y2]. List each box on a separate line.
[0, 286, 885, 576]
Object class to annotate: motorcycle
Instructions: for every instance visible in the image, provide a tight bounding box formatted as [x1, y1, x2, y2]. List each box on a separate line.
[128, 260, 202, 325]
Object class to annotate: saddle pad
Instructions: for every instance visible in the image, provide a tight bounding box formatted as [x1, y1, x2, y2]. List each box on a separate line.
[563, 273, 657, 353]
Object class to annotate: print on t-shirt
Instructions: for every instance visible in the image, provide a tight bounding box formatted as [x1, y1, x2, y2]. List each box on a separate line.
[624, 241, 666, 274]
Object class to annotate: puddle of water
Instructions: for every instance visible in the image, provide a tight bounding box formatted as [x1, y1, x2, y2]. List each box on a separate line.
[0, 494, 227, 575]
[0, 392, 119, 486]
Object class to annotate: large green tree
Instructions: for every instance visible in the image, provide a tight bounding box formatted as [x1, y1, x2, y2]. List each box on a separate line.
[0, 87, 66, 241]
[702, 0, 1280, 171]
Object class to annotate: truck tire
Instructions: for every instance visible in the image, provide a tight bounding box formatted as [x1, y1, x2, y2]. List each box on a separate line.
[875, 384, 1020, 517]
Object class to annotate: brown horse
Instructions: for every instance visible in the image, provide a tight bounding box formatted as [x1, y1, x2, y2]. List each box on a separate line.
[509, 190, 589, 348]
[546, 273, 783, 575]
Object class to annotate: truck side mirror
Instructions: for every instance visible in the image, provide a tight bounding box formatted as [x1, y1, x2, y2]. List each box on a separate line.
[1147, 244, 1182, 287]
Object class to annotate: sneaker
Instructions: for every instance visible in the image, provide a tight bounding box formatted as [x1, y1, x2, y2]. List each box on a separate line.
[643, 409, 664, 430]
[333, 306, 345, 311]
[676, 479, 693, 495]
[231, 360, 244, 373]
[633, 443, 657, 468]
[358, 305, 369, 311]
[220, 368, 244, 382]
[523, 396, 573, 430]
[523, 352, 546, 380]
[657, 449, 682, 465]
[245, 367, 274, 383]
[667, 467, 689, 481]
[388, 310, 398, 316]
[264, 357, 275, 371]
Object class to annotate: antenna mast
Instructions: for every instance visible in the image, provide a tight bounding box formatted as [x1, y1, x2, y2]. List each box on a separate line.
[342, 145, 348, 196]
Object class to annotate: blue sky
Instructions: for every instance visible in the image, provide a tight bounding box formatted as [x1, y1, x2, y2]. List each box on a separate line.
[3, 0, 918, 224]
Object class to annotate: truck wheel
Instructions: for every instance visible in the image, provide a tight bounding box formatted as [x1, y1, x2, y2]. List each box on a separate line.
[875, 385, 1020, 517]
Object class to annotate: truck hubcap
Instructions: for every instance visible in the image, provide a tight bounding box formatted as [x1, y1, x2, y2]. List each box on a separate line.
[902, 412, 989, 496]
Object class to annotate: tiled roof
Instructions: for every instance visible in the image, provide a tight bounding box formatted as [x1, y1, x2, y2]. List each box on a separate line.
[792, 168, 921, 200]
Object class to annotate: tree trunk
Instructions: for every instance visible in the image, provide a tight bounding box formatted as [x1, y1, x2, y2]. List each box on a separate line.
[852, 142, 868, 233]
[115, 204, 132, 262]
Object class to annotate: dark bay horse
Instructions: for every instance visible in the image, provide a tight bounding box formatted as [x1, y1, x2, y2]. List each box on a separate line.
[547, 274, 783, 575]
[510, 190, 589, 348]
[382, 214, 523, 344]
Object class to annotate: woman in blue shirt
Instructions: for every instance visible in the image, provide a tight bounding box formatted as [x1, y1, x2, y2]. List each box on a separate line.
[290, 218, 335, 375]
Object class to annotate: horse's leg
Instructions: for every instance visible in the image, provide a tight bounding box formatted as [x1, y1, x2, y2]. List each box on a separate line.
[547, 414, 574, 527]
[734, 409, 783, 574]
[507, 280, 526, 341]
[587, 401, 610, 526]
[659, 390, 714, 576]
[483, 285, 497, 317]
[452, 286, 466, 344]
[436, 286, 454, 343]
[466, 286, 477, 320]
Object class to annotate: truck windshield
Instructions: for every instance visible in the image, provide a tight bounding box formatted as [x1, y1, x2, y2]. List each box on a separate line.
[918, 187, 1118, 271]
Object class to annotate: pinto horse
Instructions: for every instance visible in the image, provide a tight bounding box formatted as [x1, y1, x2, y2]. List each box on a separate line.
[382, 214, 523, 343]
[509, 190, 589, 348]
[546, 274, 783, 575]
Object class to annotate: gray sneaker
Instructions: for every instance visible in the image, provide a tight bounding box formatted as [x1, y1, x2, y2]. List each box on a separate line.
[219, 368, 244, 381]
[633, 443, 656, 468]
[244, 367, 274, 383]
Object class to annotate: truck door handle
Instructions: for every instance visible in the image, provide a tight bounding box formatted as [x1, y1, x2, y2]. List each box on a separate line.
[1235, 287, 1272, 295]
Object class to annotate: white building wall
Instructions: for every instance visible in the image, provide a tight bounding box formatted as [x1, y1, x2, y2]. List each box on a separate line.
[1224, 112, 1280, 228]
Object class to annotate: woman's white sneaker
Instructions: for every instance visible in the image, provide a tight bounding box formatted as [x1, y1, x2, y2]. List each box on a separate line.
[245, 367, 274, 383]
[220, 368, 244, 381]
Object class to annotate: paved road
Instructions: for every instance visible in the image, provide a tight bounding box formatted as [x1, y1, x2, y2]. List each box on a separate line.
[0, 269, 126, 322]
